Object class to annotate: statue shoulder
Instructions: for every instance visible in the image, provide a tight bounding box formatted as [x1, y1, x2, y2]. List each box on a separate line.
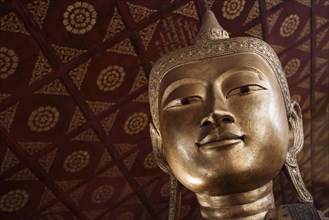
[265, 203, 328, 220]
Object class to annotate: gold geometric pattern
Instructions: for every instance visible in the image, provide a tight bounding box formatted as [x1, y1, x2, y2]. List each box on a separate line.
[173, 1, 199, 20]
[123, 112, 148, 135]
[0, 149, 20, 174]
[126, 2, 156, 23]
[143, 152, 157, 169]
[243, 1, 259, 25]
[29, 52, 52, 84]
[0, 47, 19, 79]
[38, 187, 56, 209]
[113, 143, 138, 156]
[133, 91, 149, 103]
[139, 20, 160, 50]
[27, 106, 60, 132]
[0, 102, 19, 132]
[0, 94, 11, 102]
[103, 8, 125, 41]
[18, 141, 51, 156]
[38, 149, 58, 173]
[51, 44, 85, 63]
[107, 38, 137, 56]
[86, 100, 114, 116]
[72, 129, 99, 142]
[34, 79, 69, 96]
[96, 65, 125, 92]
[90, 185, 114, 204]
[68, 59, 90, 90]
[101, 110, 119, 135]
[67, 107, 87, 133]
[56, 180, 81, 191]
[0, 189, 29, 212]
[267, 8, 283, 33]
[95, 150, 112, 171]
[27, 0, 50, 29]
[123, 150, 139, 171]
[129, 67, 148, 94]
[205, 0, 216, 9]
[284, 58, 301, 77]
[245, 23, 263, 39]
[63, 2, 97, 35]
[265, 0, 283, 10]
[222, 0, 246, 20]
[5, 168, 38, 181]
[280, 14, 300, 37]
[63, 150, 90, 173]
[0, 12, 29, 35]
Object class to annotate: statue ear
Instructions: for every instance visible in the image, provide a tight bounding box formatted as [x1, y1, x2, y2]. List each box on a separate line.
[149, 123, 172, 174]
[286, 100, 304, 167]
[284, 100, 313, 203]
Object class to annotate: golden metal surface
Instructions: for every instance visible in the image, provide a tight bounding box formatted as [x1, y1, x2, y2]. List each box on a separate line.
[149, 10, 316, 219]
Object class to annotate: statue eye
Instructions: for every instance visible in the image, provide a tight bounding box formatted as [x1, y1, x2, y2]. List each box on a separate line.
[164, 96, 203, 110]
[227, 85, 265, 98]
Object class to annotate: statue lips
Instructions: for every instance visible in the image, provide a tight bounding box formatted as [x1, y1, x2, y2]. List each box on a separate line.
[196, 126, 244, 150]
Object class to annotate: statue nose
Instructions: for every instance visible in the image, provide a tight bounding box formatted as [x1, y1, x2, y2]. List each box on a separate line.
[200, 111, 235, 128]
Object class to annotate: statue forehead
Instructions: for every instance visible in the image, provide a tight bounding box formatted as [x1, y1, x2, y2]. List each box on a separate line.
[159, 52, 276, 90]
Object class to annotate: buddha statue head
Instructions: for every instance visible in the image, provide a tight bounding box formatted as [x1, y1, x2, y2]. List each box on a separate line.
[149, 10, 312, 219]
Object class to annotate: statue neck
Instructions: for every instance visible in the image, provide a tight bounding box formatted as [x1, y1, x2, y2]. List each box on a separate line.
[195, 182, 275, 220]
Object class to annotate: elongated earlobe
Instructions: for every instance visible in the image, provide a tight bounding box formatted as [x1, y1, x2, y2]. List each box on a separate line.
[284, 101, 313, 203]
[149, 123, 181, 220]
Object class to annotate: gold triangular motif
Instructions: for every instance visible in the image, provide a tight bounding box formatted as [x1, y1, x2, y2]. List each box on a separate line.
[297, 19, 310, 41]
[113, 143, 138, 155]
[265, 0, 283, 10]
[133, 91, 149, 103]
[243, 1, 259, 25]
[117, 183, 133, 202]
[323, 41, 329, 50]
[129, 68, 148, 94]
[0, 94, 11, 102]
[297, 61, 310, 80]
[29, 52, 52, 84]
[295, 0, 311, 7]
[99, 166, 121, 178]
[56, 180, 81, 191]
[101, 110, 119, 135]
[297, 41, 310, 52]
[95, 150, 112, 171]
[316, 15, 329, 29]
[267, 8, 283, 33]
[123, 150, 139, 171]
[0, 102, 19, 132]
[0, 12, 30, 35]
[72, 129, 99, 142]
[86, 100, 114, 116]
[104, 7, 125, 41]
[27, 0, 50, 29]
[245, 24, 262, 39]
[139, 20, 160, 50]
[134, 176, 154, 187]
[0, 149, 20, 174]
[107, 38, 137, 56]
[271, 44, 285, 53]
[51, 44, 85, 63]
[18, 141, 51, 156]
[35, 79, 69, 96]
[84, 209, 106, 219]
[316, 57, 327, 69]
[70, 185, 87, 205]
[5, 168, 38, 181]
[142, 179, 157, 197]
[38, 187, 56, 209]
[67, 107, 87, 133]
[38, 148, 57, 173]
[68, 59, 90, 90]
[173, 1, 199, 20]
[316, 28, 328, 48]
[41, 202, 69, 214]
[126, 2, 156, 23]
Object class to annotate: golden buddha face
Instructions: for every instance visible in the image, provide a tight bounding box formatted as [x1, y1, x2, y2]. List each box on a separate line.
[158, 53, 292, 196]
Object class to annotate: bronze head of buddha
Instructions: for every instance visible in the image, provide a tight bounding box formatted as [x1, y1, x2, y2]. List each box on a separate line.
[148, 10, 320, 220]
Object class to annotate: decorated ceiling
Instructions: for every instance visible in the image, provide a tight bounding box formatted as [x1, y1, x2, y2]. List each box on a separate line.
[0, 0, 328, 219]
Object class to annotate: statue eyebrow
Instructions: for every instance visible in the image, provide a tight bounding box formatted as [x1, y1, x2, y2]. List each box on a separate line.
[161, 78, 208, 105]
[220, 66, 264, 77]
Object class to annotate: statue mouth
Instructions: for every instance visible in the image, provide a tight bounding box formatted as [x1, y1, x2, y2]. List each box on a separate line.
[196, 127, 244, 149]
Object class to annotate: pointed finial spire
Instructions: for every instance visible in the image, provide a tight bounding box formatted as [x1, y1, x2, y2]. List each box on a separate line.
[196, 10, 229, 42]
